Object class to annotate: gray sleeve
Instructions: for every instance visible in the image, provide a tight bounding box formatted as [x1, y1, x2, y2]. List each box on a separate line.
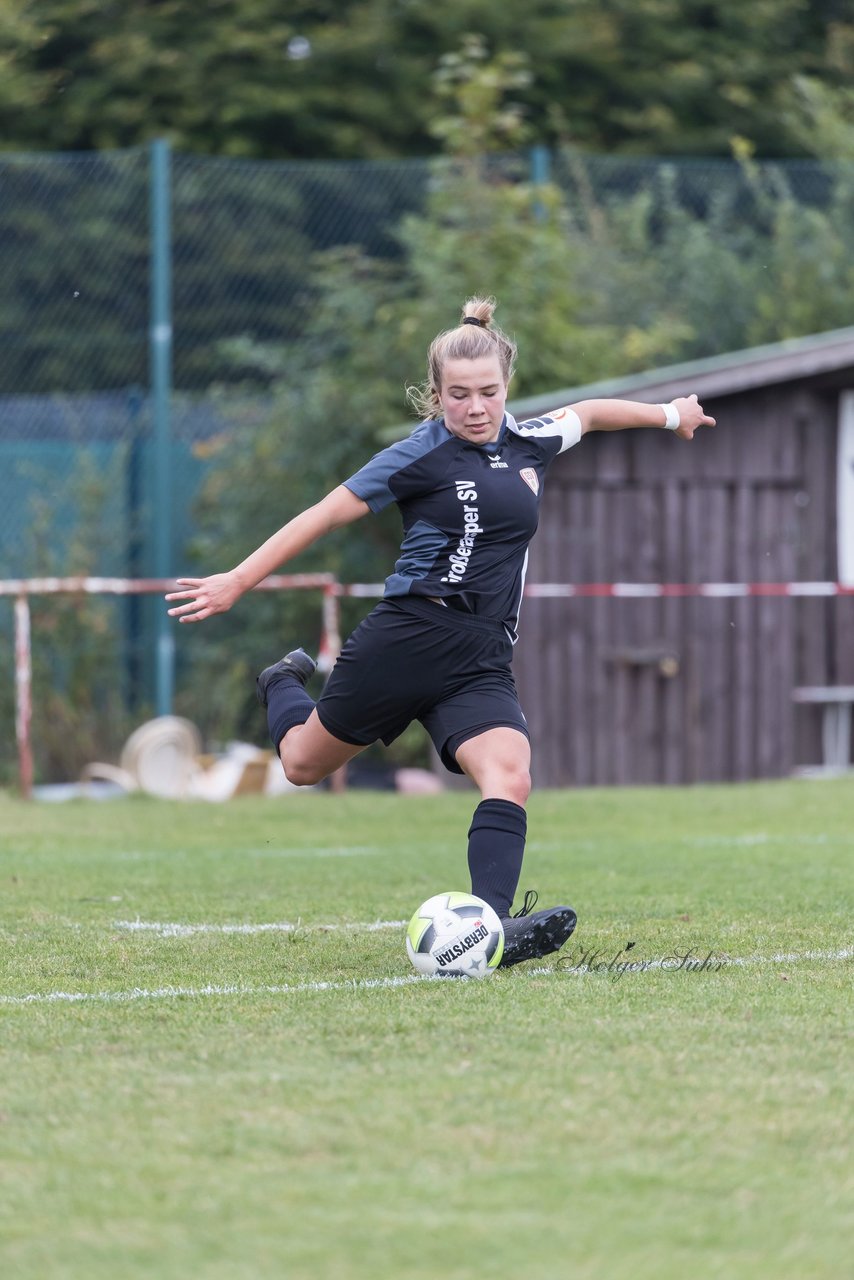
[343, 421, 445, 512]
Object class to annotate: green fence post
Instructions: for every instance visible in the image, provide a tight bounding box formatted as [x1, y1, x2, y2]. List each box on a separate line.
[530, 144, 550, 221]
[150, 138, 174, 716]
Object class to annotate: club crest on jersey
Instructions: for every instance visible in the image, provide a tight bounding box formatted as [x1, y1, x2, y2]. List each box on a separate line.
[519, 467, 539, 495]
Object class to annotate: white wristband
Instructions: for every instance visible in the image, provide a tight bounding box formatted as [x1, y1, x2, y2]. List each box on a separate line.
[659, 402, 680, 431]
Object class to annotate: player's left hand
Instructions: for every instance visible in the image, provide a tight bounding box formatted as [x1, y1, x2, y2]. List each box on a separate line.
[672, 394, 715, 440]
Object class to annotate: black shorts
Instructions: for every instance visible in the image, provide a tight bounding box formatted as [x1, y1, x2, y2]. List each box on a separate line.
[315, 597, 529, 774]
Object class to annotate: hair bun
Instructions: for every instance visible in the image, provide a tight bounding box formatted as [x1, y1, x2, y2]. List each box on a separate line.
[461, 295, 496, 329]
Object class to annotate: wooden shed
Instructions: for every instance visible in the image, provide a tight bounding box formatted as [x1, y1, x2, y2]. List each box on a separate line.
[510, 326, 854, 786]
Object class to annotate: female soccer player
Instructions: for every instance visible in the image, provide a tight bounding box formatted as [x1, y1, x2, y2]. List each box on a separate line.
[166, 297, 715, 966]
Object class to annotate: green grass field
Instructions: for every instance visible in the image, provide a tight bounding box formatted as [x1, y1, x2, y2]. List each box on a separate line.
[1, 779, 851, 1280]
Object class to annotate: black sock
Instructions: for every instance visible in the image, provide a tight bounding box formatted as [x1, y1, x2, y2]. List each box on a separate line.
[265, 674, 316, 750]
[467, 798, 527, 918]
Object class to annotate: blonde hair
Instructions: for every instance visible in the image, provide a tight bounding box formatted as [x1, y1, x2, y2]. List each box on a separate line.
[406, 296, 517, 420]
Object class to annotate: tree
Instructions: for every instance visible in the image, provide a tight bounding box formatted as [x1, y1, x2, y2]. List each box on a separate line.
[784, 73, 854, 160]
[2, 1, 854, 160]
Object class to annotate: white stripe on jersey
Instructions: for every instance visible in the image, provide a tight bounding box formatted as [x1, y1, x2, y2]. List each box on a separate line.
[506, 407, 583, 453]
[507, 546, 530, 645]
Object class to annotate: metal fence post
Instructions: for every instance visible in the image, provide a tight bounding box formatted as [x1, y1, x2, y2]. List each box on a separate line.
[530, 144, 551, 220]
[14, 594, 33, 799]
[149, 138, 175, 716]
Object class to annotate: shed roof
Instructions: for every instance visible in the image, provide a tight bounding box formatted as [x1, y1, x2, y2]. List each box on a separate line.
[508, 324, 854, 419]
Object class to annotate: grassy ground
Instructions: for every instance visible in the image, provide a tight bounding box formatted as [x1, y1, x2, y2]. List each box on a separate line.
[0, 779, 851, 1280]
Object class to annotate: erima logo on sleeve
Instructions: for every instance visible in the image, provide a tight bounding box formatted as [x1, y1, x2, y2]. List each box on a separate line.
[441, 481, 485, 584]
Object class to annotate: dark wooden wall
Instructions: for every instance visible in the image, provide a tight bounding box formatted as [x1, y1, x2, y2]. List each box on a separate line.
[516, 381, 854, 785]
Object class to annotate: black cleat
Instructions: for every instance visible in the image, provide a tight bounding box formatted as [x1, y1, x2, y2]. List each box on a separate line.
[499, 890, 577, 968]
[256, 648, 317, 707]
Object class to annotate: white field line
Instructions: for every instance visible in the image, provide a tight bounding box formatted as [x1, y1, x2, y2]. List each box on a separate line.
[244, 846, 381, 858]
[527, 834, 846, 853]
[113, 918, 408, 938]
[0, 975, 428, 1006]
[729, 946, 852, 966]
[1, 946, 850, 1008]
[686, 833, 843, 847]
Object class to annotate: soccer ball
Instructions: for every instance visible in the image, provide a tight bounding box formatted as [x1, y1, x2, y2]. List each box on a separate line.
[406, 891, 504, 978]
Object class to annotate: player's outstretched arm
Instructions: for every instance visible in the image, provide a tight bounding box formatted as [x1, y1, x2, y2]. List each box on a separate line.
[574, 394, 715, 440]
[165, 485, 369, 624]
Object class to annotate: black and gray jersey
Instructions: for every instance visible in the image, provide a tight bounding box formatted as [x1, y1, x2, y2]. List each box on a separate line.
[343, 408, 583, 641]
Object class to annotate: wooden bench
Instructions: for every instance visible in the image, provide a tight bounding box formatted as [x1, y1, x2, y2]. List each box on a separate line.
[792, 686, 854, 774]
